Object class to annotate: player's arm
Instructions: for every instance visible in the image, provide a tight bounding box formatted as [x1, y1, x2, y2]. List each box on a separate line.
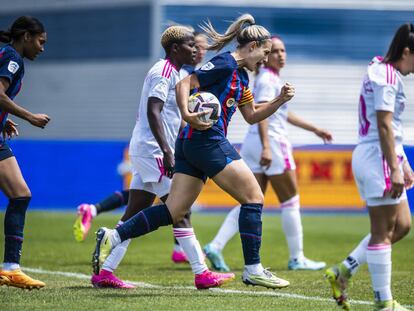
[0, 78, 49, 128]
[147, 97, 174, 178]
[287, 111, 333, 143]
[175, 74, 210, 130]
[377, 110, 404, 198]
[239, 83, 295, 124]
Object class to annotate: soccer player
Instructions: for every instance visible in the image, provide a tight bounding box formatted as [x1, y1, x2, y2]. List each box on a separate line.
[325, 23, 414, 311]
[204, 36, 331, 272]
[0, 16, 50, 289]
[91, 25, 227, 289]
[92, 13, 295, 289]
[73, 32, 209, 252]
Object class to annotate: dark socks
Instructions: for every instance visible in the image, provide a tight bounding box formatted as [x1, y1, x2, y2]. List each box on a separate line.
[238, 203, 263, 265]
[4, 197, 31, 264]
[95, 190, 129, 214]
[116, 203, 172, 241]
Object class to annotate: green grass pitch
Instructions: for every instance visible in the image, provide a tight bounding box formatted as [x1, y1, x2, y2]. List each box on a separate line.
[0, 211, 413, 310]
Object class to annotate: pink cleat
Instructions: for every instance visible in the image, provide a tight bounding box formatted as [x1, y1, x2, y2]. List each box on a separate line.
[171, 250, 189, 264]
[194, 269, 235, 289]
[91, 270, 135, 289]
[73, 204, 94, 242]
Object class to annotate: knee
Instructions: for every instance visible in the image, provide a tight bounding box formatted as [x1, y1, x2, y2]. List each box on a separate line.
[11, 187, 31, 199]
[243, 189, 264, 205]
[395, 221, 411, 240]
[168, 207, 187, 225]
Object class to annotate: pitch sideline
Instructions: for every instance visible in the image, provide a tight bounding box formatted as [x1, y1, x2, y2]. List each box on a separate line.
[23, 267, 413, 308]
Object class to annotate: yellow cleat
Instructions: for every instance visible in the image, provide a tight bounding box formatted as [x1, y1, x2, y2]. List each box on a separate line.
[325, 264, 351, 310]
[0, 269, 45, 290]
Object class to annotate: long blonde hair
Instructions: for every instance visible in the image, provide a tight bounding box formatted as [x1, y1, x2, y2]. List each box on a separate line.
[200, 13, 270, 51]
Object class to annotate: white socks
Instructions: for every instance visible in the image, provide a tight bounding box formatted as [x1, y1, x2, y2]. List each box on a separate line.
[209, 205, 240, 251]
[245, 263, 265, 275]
[102, 221, 129, 273]
[173, 228, 208, 275]
[2, 262, 20, 271]
[281, 195, 304, 260]
[367, 244, 392, 302]
[342, 234, 370, 275]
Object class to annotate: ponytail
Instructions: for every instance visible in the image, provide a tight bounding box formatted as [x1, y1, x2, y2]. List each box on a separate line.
[0, 16, 44, 44]
[200, 13, 270, 51]
[384, 23, 414, 63]
[0, 30, 12, 43]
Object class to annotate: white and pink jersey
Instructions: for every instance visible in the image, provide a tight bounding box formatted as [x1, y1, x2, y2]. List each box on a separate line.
[129, 59, 188, 158]
[247, 66, 289, 138]
[358, 56, 405, 145]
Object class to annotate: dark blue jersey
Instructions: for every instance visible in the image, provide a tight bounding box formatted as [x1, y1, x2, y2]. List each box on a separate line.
[0, 44, 25, 134]
[180, 52, 254, 140]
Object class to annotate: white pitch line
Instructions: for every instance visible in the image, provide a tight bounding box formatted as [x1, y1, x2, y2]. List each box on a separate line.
[23, 267, 413, 308]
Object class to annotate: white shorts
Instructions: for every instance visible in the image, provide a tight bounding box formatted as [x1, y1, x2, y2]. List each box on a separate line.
[352, 143, 407, 206]
[129, 155, 171, 198]
[241, 133, 296, 176]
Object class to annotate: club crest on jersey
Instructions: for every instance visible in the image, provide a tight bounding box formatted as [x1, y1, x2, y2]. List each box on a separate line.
[201, 62, 215, 71]
[226, 98, 237, 107]
[7, 61, 19, 74]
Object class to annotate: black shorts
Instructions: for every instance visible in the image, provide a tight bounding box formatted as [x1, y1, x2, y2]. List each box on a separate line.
[175, 137, 241, 182]
[0, 142, 14, 161]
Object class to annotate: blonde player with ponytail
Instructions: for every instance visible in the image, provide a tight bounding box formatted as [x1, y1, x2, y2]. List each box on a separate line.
[93, 14, 295, 289]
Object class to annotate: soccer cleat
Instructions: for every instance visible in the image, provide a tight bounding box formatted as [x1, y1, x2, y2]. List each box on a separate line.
[242, 268, 290, 289]
[91, 270, 135, 289]
[325, 264, 351, 310]
[288, 257, 326, 271]
[374, 300, 410, 311]
[73, 204, 94, 242]
[171, 250, 189, 264]
[92, 227, 115, 275]
[203, 244, 230, 272]
[194, 269, 235, 289]
[0, 269, 45, 290]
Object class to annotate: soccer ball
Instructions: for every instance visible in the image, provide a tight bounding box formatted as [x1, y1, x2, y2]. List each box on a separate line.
[188, 92, 221, 124]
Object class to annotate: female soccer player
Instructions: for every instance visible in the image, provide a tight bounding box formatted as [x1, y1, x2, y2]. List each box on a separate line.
[0, 16, 50, 289]
[325, 23, 414, 311]
[91, 25, 228, 289]
[204, 35, 331, 272]
[74, 32, 210, 265]
[93, 14, 295, 289]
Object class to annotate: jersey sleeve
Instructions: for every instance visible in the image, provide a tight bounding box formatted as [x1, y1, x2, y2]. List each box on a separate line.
[0, 52, 21, 85]
[253, 72, 275, 102]
[195, 54, 235, 89]
[148, 74, 171, 103]
[239, 87, 254, 107]
[371, 82, 397, 112]
[369, 62, 397, 112]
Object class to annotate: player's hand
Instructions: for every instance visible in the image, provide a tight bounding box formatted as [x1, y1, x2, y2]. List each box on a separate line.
[163, 151, 175, 179]
[184, 111, 212, 131]
[29, 113, 50, 128]
[260, 147, 272, 170]
[314, 128, 333, 144]
[280, 83, 295, 102]
[2, 119, 19, 140]
[402, 159, 414, 190]
[389, 169, 405, 199]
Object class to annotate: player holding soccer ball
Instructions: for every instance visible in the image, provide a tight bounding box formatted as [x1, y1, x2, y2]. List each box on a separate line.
[325, 23, 414, 311]
[203, 35, 331, 273]
[74, 32, 209, 265]
[90, 25, 231, 289]
[92, 13, 295, 289]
